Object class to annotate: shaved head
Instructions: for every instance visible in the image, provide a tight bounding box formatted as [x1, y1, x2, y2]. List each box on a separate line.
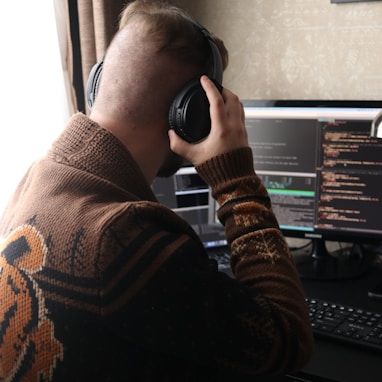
[88, 0, 228, 181]
[93, 22, 200, 129]
[91, 0, 228, 131]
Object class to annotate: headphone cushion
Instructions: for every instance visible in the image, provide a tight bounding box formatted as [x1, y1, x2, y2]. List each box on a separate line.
[169, 79, 222, 143]
[86, 61, 103, 109]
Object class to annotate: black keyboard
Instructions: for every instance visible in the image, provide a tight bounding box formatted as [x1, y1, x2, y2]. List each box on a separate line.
[207, 247, 231, 270]
[306, 297, 382, 353]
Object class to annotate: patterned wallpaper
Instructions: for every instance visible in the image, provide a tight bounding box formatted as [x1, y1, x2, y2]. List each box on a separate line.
[172, 0, 382, 101]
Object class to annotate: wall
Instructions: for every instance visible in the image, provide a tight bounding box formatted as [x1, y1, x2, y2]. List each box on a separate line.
[171, 0, 382, 101]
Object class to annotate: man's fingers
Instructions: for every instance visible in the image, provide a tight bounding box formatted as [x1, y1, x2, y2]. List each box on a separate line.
[200, 76, 224, 107]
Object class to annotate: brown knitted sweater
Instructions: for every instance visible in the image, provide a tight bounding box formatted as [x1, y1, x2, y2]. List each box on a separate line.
[0, 113, 313, 381]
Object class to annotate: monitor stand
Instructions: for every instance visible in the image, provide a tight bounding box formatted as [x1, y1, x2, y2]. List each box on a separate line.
[296, 239, 371, 280]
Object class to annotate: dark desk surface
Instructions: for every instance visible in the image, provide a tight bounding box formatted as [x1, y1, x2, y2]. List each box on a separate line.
[298, 265, 382, 382]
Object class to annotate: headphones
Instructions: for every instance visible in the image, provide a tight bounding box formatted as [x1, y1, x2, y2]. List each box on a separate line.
[86, 19, 223, 143]
[371, 110, 382, 139]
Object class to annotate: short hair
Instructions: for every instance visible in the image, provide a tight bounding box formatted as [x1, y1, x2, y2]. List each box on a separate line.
[118, 0, 228, 76]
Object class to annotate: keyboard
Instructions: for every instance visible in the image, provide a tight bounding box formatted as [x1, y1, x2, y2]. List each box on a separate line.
[208, 250, 382, 353]
[306, 297, 382, 353]
[207, 246, 231, 270]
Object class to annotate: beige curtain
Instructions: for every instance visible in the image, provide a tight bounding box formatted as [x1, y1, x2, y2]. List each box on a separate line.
[66, 0, 128, 113]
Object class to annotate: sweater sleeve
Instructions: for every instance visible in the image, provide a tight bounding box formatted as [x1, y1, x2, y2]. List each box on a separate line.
[195, 147, 314, 369]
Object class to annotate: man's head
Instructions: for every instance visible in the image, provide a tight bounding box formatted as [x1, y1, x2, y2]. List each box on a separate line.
[89, 0, 228, 180]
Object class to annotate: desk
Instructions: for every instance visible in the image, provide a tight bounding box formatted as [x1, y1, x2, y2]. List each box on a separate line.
[298, 266, 382, 382]
[223, 251, 382, 381]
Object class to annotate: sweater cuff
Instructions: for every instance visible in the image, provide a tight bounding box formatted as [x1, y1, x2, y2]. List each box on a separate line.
[195, 147, 254, 189]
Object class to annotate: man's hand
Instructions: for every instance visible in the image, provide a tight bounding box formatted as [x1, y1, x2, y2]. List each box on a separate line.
[168, 75, 249, 166]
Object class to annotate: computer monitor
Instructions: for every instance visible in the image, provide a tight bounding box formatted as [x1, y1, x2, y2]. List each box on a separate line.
[152, 100, 382, 280]
[243, 100, 382, 279]
[152, 165, 227, 248]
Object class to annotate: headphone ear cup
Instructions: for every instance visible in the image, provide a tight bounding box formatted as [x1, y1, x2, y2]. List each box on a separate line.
[169, 79, 217, 143]
[86, 60, 103, 109]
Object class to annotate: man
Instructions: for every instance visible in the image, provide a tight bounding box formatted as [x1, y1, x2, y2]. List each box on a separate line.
[0, 1, 313, 381]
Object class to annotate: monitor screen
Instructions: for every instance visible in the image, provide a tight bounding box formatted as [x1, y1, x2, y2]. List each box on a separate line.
[244, 104, 382, 239]
[152, 166, 227, 248]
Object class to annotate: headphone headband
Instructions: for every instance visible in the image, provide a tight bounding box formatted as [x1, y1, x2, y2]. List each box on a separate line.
[187, 19, 223, 84]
